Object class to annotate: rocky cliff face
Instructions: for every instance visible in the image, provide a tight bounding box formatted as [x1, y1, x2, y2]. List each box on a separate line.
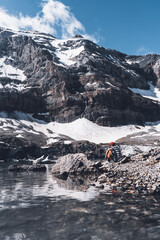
[0, 27, 160, 127]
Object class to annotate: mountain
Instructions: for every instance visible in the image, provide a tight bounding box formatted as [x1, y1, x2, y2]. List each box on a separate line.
[0, 27, 160, 126]
[0, 27, 160, 160]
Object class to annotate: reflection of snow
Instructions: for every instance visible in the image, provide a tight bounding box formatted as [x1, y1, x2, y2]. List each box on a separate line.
[129, 82, 160, 102]
[0, 169, 99, 211]
[33, 173, 99, 202]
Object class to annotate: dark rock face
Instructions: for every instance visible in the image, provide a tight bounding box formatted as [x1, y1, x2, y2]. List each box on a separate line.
[0, 28, 160, 126]
[0, 128, 106, 161]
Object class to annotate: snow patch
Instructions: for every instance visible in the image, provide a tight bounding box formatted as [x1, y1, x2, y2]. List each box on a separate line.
[46, 138, 59, 145]
[64, 140, 72, 144]
[16, 134, 24, 138]
[0, 57, 26, 81]
[50, 38, 85, 66]
[126, 59, 141, 65]
[55, 46, 84, 65]
[49, 118, 148, 144]
[129, 82, 160, 102]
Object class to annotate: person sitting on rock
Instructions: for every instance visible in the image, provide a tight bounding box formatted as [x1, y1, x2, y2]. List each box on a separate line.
[105, 142, 122, 162]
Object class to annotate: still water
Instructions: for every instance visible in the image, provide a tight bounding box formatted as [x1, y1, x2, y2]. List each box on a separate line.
[1, 164, 160, 240]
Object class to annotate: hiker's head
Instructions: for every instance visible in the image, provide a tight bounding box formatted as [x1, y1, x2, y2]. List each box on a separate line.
[110, 142, 115, 147]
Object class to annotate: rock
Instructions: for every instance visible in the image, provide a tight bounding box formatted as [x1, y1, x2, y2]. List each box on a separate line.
[0, 132, 107, 162]
[8, 164, 46, 172]
[53, 175, 92, 191]
[50, 147, 160, 196]
[28, 164, 46, 172]
[119, 156, 131, 164]
[51, 147, 158, 195]
[8, 165, 29, 172]
[52, 153, 102, 180]
[155, 153, 160, 161]
[52, 153, 90, 179]
[93, 161, 102, 169]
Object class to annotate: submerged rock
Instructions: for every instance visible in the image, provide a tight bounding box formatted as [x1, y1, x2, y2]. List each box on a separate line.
[8, 164, 46, 172]
[8, 165, 29, 172]
[28, 164, 47, 172]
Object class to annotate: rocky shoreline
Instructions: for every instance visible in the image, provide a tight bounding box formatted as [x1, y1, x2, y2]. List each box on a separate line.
[3, 139, 160, 196]
[51, 148, 160, 195]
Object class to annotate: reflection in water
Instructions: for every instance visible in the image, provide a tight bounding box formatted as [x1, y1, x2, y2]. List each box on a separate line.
[0, 166, 99, 208]
[1, 164, 160, 240]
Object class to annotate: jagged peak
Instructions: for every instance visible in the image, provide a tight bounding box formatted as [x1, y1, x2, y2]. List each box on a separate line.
[73, 34, 83, 39]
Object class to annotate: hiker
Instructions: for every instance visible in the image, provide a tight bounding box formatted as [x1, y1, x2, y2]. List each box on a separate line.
[105, 142, 122, 162]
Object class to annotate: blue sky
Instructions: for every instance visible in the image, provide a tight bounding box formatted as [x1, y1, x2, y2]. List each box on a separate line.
[0, 0, 160, 55]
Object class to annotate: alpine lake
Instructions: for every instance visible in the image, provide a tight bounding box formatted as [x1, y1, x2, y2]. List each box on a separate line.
[1, 162, 160, 240]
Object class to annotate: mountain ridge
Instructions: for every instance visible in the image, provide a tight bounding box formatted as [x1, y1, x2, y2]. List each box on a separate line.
[0, 27, 160, 127]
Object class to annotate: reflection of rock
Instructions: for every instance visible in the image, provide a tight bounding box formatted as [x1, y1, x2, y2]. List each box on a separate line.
[8, 164, 46, 172]
[8, 164, 29, 172]
[53, 175, 93, 191]
[52, 153, 103, 180]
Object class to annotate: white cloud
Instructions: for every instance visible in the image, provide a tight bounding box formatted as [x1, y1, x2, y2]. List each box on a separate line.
[0, 0, 97, 42]
[136, 46, 154, 55]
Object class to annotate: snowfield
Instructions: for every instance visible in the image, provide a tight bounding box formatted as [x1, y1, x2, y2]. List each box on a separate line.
[0, 112, 160, 145]
[51, 39, 85, 66]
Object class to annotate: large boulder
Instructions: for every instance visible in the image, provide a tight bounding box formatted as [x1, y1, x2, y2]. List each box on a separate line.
[52, 153, 89, 179]
[52, 153, 102, 180]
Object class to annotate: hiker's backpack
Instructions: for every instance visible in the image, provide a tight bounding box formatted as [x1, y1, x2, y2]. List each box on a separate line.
[112, 145, 122, 161]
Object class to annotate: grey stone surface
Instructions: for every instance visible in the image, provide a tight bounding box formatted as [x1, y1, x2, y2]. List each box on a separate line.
[52, 153, 92, 179]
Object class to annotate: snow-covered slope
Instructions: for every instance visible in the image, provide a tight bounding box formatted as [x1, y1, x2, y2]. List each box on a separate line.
[13, 29, 86, 67]
[0, 111, 160, 145]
